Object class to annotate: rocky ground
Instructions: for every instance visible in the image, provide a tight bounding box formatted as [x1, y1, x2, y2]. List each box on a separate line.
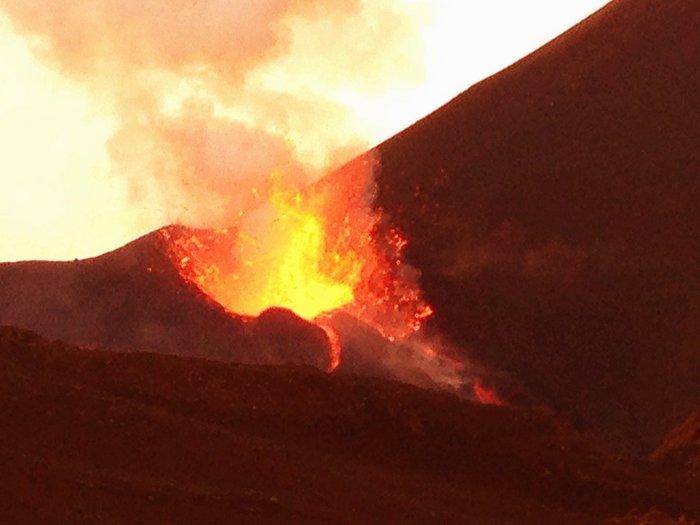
[1, 326, 698, 524]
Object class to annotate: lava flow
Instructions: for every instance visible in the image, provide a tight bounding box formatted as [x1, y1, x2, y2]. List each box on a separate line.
[162, 157, 454, 379]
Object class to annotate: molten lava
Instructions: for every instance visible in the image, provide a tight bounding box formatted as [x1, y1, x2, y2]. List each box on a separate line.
[161, 160, 498, 402]
[227, 173, 363, 319]
[317, 321, 343, 373]
[165, 159, 433, 339]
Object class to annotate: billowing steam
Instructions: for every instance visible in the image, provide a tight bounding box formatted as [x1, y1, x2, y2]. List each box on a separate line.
[0, 0, 427, 226]
[0, 0, 500, 399]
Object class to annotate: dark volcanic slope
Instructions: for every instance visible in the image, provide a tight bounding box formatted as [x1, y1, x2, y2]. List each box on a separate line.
[0, 226, 330, 370]
[2, 326, 698, 524]
[361, 0, 700, 455]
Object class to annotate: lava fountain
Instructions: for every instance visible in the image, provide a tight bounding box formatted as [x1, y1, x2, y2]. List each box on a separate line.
[161, 155, 456, 380]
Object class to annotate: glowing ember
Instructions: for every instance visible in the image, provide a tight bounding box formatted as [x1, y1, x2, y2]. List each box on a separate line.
[317, 321, 342, 373]
[472, 380, 505, 406]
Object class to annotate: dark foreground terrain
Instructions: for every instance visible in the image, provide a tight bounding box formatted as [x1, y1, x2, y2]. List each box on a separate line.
[1, 326, 698, 524]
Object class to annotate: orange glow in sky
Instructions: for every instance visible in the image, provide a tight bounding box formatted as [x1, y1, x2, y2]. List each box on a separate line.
[0, 1, 610, 262]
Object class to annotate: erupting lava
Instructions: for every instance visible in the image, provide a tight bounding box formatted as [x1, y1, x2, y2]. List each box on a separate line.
[163, 158, 438, 359]
[161, 158, 492, 398]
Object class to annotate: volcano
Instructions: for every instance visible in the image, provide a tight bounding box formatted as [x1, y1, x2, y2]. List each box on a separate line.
[1, 0, 700, 520]
[2, 0, 699, 456]
[0, 224, 469, 394]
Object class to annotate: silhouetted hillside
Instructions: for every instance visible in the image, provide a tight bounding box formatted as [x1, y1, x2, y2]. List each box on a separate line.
[357, 0, 700, 456]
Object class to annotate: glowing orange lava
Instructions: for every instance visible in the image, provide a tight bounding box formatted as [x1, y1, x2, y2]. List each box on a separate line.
[229, 175, 361, 319]
[473, 380, 505, 406]
[159, 160, 499, 401]
[317, 321, 343, 373]
[164, 158, 434, 342]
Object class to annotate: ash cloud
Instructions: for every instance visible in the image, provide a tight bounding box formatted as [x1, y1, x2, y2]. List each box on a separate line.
[0, 0, 427, 226]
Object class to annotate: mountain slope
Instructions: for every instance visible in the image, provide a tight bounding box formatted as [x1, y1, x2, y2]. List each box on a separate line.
[359, 0, 700, 455]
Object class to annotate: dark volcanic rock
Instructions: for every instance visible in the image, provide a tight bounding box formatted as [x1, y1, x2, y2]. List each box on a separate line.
[342, 0, 700, 455]
[1, 326, 698, 524]
[0, 226, 331, 368]
[251, 307, 330, 370]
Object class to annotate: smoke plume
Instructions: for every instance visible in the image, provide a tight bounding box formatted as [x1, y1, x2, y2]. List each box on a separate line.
[0, 0, 427, 226]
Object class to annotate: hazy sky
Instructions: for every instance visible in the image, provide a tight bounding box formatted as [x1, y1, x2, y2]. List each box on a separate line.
[0, 0, 610, 262]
